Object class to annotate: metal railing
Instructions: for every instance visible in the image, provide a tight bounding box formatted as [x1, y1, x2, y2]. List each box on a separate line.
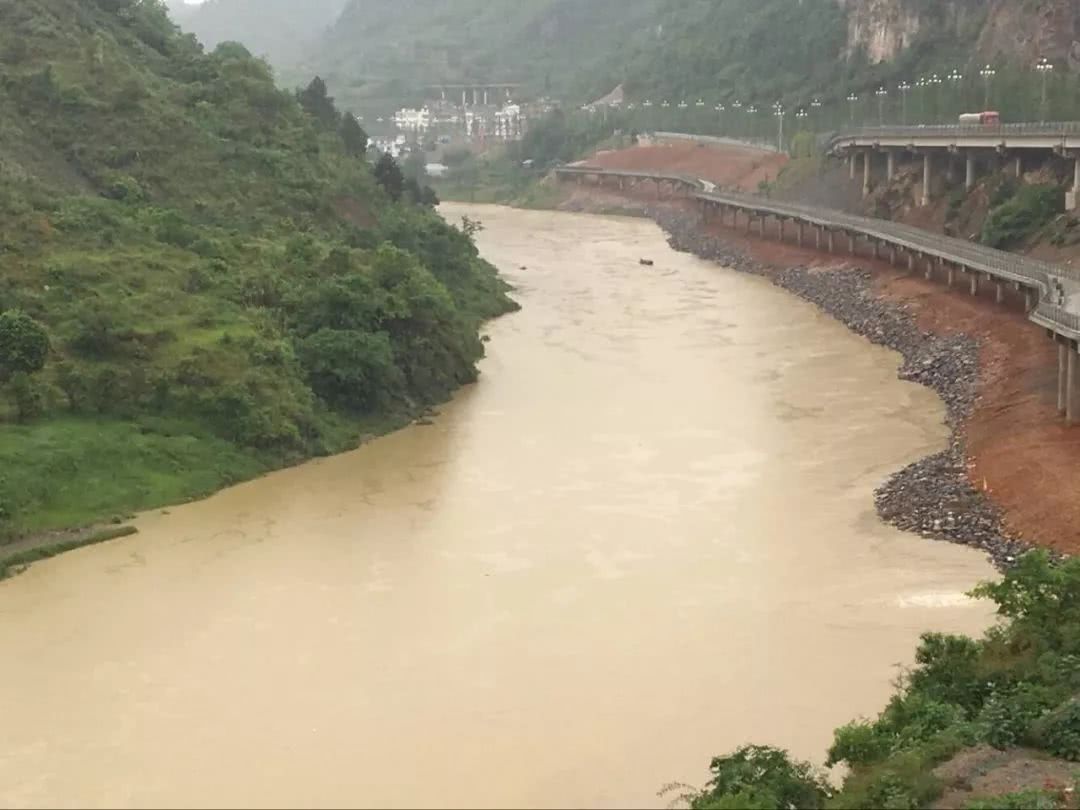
[553, 164, 1080, 341]
[827, 121, 1080, 151]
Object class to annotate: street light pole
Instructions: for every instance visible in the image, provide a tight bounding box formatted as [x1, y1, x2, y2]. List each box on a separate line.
[773, 101, 784, 152]
[898, 81, 911, 124]
[979, 64, 996, 109]
[810, 97, 822, 134]
[846, 92, 859, 125]
[1036, 57, 1053, 121]
[947, 69, 963, 120]
[875, 86, 888, 125]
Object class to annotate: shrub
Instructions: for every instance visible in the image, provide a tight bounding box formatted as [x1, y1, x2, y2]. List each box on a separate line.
[0, 309, 50, 381]
[684, 745, 829, 810]
[9, 371, 45, 422]
[978, 684, 1061, 750]
[828, 721, 893, 768]
[965, 789, 1061, 810]
[980, 184, 1063, 248]
[1029, 699, 1080, 760]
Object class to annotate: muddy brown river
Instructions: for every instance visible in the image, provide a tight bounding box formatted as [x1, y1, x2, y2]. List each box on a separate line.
[0, 204, 995, 808]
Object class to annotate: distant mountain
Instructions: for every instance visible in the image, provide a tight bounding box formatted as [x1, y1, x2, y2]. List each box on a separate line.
[302, 0, 1079, 118]
[178, 0, 348, 66]
[301, 0, 664, 116]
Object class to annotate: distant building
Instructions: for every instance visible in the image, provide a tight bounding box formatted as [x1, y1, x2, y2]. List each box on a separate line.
[393, 106, 432, 133]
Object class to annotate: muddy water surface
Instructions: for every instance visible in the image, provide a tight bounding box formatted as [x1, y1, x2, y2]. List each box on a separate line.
[0, 204, 995, 808]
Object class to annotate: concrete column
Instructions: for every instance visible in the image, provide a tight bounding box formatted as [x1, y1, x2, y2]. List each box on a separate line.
[889, 246, 897, 265]
[1024, 288, 1034, 312]
[1014, 155, 1023, 178]
[863, 150, 872, 197]
[1059, 342, 1069, 415]
[873, 241, 881, 260]
[886, 150, 896, 181]
[907, 253, 916, 272]
[815, 227, 822, 250]
[472, 88, 479, 105]
[1069, 348, 1079, 426]
[946, 154, 956, 183]
[797, 222, 805, 247]
[758, 216, 766, 237]
[921, 153, 932, 207]
[745, 215, 752, 234]
[965, 152, 976, 191]
[925, 258, 933, 280]
[483, 89, 489, 106]
[996, 282, 1004, 305]
[849, 152, 856, 180]
[946, 264, 955, 287]
[969, 269, 979, 296]
[462, 89, 468, 107]
[777, 218, 784, 241]
[849, 232, 856, 255]
[1068, 157, 1080, 211]
[827, 231, 835, 252]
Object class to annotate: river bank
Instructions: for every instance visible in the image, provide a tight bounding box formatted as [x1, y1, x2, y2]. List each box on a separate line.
[545, 184, 1077, 568]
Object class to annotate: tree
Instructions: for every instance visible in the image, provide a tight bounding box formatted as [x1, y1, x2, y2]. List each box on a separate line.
[340, 113, 369, 158]
[297, 75, 339, 129]
[678, 746, 829, 810]
[374, 152, 405, 201]
[0, 310, 50, 383]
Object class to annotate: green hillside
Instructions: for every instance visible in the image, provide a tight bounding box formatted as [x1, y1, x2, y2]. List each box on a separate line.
[301, 0, 664, 115]
[0, 0, 515, 539]
[179, 0, 347, 66]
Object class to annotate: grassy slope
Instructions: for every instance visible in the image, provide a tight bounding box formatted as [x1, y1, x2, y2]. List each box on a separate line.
[0, 0, 515, 539]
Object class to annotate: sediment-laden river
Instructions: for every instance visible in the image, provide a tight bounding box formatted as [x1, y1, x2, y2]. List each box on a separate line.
[0, 205, 995, 808]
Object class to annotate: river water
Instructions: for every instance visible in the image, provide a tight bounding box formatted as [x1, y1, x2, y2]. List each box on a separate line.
[0, 204, 995, 808]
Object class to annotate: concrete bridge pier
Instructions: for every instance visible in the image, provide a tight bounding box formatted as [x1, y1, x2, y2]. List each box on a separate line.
[946, 264, 955, 288]
[815, 226, 823, 250]
[1067, 155, 1080, 211]
[965, 152, 977, 191]
[925, 257, 934, 280]
[827, 230, 835, 253]
[1059, 341, 1070, 416]
[969, 268, 979, 296]
[863, 150, 872, 197]
[996, 281, 1005, 305]
[921, 153, 932, 207]
[849, 152, 857, 180]
[907, 252, 916, 272]
[797, 221, 805, 247]
[1014, 155, 1023, 178]
[848, 232, 857, 255]
[886, 150, 896, 182]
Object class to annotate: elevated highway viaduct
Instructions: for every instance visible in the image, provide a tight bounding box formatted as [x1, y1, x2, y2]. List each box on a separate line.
[554, 162, 1080, 426]
[827, 123, 1080, 209]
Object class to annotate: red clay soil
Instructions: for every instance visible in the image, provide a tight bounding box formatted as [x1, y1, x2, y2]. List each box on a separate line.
[584, 141, 788, 192]
[556, 180, 1080, 556]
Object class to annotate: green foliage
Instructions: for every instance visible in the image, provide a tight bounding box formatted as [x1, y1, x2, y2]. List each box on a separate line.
[1030, 700, 1080, 761]
[703, 552, 1080, 808]
[682, 746, 829, 810]
[965, 790, 1063, 810]
[0, 311, 50, 382]
[980, 185, 1063, 249]
[374, 152, 405, 201]
[339, 113, 368, 157]
[0, 0, 515, 536]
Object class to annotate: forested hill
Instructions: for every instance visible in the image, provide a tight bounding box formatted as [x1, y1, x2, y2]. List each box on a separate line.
[0, 0, 515, 539]
[179, 0, 347, 66]
[302, 0, 1078, 116]
[300, 0, 664, 114]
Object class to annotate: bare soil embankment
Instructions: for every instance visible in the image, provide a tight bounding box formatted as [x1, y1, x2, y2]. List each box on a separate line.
[545, 140, 1080, 559]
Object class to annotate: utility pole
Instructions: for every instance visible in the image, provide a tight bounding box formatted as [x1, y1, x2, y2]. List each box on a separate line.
[875, 86, 888, 125]
[774, 101, 784, 153]
[979, 64, 996, 109]
[1037, 57, 1053, 121]
[898, 81, 911, 124]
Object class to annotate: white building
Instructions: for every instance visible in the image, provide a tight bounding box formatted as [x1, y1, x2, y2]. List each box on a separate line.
[492, 103, 524, 141]
[393, 106, 432, 133]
